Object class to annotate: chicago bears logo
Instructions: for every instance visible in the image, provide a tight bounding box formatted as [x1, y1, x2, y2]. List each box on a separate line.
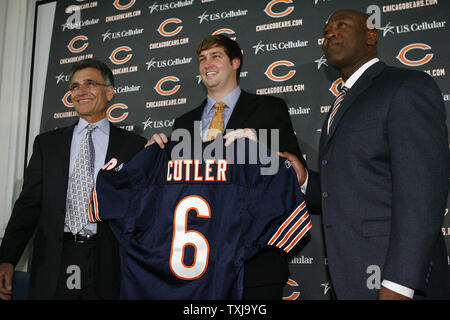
[62, 91, 73, 107]
[109, 46, 133, 65]
[283, 278, 300, 300]
[67, 35, 88, 53]
[102, 158, 119, 170]
[157, 18, 183, 37]
[154, 76, 181, 96]
[329, 78, 343, 97]
[264, 60, 296, 82]
[396, 43, 433, 67]
[107, 103, 129, 123]
[264, 0, 294, 18]
[212, 28, 236, 40]
[113, 0, 136, 10]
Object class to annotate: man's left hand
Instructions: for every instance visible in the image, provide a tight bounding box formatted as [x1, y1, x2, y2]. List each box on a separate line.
[223, 128, 258, 147]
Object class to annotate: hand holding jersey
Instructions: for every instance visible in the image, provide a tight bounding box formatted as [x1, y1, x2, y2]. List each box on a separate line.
[142, 35, 305, 300]
[90, 139, 311, 299]
[147, 128, 258, 149]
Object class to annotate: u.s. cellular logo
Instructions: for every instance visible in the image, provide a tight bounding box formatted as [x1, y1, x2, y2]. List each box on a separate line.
[146, 57, 192, 70]
[253, 39, 308, 55]
[101, 28, 144, 42]
[149, 0, 194, 14]
[198, 9, 248, 24]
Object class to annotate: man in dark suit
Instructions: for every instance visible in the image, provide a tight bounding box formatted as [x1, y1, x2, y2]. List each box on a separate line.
[148, 35, 305, 299]
[0, 59, 146, 300]
[282, 9, 450, 299]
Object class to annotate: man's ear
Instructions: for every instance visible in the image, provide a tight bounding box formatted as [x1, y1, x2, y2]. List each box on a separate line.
[106, 85, 115, 102]
[367, 29, 378, 46]
[231, 58, 241, 71]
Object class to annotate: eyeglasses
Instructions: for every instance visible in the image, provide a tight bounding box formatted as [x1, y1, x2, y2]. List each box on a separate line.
[69, 79, 111, 92]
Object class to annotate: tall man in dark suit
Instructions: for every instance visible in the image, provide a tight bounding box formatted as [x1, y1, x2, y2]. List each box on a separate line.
[148, 35, 305, 299]
[0, 59, 146, 300]
[282, 9, 450, 299]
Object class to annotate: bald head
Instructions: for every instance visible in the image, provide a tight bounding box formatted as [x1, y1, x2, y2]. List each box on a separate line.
[322, 9, 378, 80]
[327, 9, 370, 28]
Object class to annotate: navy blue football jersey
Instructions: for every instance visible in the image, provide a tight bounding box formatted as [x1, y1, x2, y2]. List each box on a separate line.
[89, 139, 311, 299]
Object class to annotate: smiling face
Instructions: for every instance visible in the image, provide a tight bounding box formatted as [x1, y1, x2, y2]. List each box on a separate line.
[70, 67, 114, 123]
[198, 46, 240, 100]
[322, 10, 378, 80]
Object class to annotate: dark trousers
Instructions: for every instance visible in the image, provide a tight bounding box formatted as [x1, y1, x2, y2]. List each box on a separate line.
[53, 235, 99, 300]
[243, 284, 284, 300]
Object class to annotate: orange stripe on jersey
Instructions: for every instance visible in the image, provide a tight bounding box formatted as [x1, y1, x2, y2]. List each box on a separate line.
[268, 202, 306, 245]
[93, 187, 101, 222]
[283, 221, 312, 253]
[275, 212, 309, 248]
[88, 193, 95, 223]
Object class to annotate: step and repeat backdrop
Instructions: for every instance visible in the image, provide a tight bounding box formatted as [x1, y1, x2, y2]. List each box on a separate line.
[36, 0, 449, 300]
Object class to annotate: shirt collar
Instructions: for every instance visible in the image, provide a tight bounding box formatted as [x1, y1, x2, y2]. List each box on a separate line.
[205, 86, 241, 114]
[75, 117, 110, 135]
[343, 58, 380, 89]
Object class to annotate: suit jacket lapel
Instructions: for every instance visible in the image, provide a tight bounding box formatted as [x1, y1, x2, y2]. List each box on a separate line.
[106, 123, 123, 161]
[226, 90, 258, 130]
[322, 62, 386, 150]
[55, 123, 76, 211]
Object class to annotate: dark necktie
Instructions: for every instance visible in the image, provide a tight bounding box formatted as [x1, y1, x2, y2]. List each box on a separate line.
[327, 86, 349, 134]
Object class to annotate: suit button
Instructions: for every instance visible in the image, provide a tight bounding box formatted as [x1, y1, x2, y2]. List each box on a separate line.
[321, 160, 328, 166]
[322, 192, 329, 199]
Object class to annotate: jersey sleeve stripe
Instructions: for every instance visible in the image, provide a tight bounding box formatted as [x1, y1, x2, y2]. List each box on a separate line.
[88, 192, 95, 223]
[267, 202, 306, 246]
[273, 211, 309, 248]
[283, 220, 312, 253]
[88, 186, 101, 222]
[93, 187, 101, 222]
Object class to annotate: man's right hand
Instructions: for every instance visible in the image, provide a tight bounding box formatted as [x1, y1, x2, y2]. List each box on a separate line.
[0, 262, 14, 300]
[278, 152, 307, 186]
[145, 133, 168, 149]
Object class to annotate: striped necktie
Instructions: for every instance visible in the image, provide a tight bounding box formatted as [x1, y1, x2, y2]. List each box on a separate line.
[65, 124, 97, 235]
[327, 86, 349, 135]
[206, 102, 226, 141]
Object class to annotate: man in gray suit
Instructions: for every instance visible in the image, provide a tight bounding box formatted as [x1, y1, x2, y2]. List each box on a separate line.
[281, 9, 450, 299]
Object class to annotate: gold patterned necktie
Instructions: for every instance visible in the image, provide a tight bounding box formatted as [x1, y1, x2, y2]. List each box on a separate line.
[206, 102, 226, 141]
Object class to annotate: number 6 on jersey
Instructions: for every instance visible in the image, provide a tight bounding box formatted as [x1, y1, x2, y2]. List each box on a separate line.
[169, 195, 211, 280]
